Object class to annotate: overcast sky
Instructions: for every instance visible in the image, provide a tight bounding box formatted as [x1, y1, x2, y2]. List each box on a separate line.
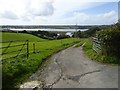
[0, 0, 119, 25]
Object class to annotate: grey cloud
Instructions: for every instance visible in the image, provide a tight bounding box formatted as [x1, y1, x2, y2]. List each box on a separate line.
[29, 1, 54, 16]
[1, 11, 18, 20]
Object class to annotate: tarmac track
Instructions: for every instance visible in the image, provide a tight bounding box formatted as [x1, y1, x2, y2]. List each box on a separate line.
[20, 45, 118, 89]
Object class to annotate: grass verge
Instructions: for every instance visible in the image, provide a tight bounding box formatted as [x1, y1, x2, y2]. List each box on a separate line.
[83, 38, 119, 64]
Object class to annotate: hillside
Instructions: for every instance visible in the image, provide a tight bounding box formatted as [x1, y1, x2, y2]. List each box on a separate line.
[2, 32, 46, 42]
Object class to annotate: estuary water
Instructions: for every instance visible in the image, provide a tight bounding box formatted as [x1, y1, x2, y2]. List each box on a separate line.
[10, 29, 88, 32]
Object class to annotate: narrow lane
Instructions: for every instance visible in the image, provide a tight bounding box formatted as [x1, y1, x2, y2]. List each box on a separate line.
[20, 45, 118, 89]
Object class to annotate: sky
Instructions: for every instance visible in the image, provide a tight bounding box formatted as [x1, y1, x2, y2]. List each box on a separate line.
[0, 0, 119, 25]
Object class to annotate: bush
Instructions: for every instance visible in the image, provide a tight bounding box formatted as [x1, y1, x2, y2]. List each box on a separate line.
[96, 23, 120, 57]
[57, 35, 70, 39]
[83, 38, 119, 64]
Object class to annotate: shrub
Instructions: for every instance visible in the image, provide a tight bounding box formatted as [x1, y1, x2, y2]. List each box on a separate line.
[96, 23, 120, 57]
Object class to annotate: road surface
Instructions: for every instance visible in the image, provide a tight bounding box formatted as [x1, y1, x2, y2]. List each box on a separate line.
[20, 45, 118, 89]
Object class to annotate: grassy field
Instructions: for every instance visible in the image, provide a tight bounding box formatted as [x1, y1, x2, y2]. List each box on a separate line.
[1, 32, 80, 88]
[2, 32, 46, 42]
[1, 32, 46, 60]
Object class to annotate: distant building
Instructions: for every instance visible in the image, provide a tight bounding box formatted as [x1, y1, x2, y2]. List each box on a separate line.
[57, 33, 60, 36]
[66, 32, 73, 37]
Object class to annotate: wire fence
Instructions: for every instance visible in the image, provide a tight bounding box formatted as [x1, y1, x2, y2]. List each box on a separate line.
[0, 40, 29, 62]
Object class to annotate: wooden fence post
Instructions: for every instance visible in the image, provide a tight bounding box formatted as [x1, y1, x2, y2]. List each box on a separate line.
[27, 40, 29, 58]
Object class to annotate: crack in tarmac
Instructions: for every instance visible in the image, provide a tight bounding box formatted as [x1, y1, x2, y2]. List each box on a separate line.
[44, 45, 78, 88]
[44, 51, 101, 88]
[62, 70, 101, 85]
[43, 46, 101, 88]
[43, 53, 64, 88]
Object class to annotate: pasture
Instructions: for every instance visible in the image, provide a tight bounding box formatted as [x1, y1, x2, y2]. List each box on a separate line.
[2, 32, 46, 42]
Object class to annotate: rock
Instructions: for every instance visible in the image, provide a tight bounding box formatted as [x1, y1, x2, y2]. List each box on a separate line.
[19, 80, 42, 90]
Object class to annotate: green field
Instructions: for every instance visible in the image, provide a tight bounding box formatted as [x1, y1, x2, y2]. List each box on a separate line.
[2, 32, 46, 42]
[1, 32, 46, 60]
[1, 32, 80, 88]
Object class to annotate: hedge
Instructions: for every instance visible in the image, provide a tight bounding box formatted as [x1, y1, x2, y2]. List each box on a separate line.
[96, 23, 120, 57]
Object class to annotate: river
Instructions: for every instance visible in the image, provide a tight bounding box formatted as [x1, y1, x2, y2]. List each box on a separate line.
[10, 29, 88, 32]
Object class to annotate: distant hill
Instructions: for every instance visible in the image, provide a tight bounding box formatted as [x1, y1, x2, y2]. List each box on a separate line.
[1, 25, 110, 29]
[2, 32, 46, 42]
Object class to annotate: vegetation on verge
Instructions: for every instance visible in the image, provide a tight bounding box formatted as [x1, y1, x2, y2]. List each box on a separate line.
[82, 23, 120, 65]
[96, 23, 120, 57]
[83, 38, 119, 64]
[75, 38, 87, 47]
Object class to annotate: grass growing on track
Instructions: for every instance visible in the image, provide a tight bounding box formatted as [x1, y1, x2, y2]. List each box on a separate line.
[2, 32, 80, 88]
[83, 38, 119, 64]
[75, 38, 87, 47]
